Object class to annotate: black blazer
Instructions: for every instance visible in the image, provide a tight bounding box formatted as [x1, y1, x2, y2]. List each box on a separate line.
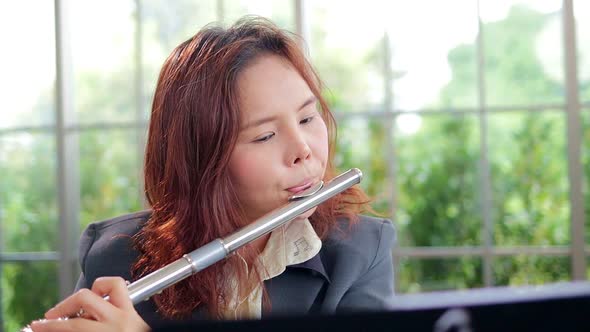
[75, 210, 396, 327]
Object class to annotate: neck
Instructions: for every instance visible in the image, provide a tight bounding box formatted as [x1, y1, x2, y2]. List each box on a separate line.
[250, 233, 271, 255]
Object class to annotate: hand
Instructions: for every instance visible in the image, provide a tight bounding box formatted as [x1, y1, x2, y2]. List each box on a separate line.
[30, 277, 150, 332]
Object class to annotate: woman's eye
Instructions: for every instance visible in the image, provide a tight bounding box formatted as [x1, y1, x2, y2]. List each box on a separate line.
[300, 116, 314, 125]
[254, 133, 275, 143]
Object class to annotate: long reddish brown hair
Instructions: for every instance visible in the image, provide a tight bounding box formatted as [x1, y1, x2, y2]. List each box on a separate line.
[133, 17, 370, 319]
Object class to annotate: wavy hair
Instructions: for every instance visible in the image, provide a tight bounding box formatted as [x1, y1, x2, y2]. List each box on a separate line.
[133, 16, 370, 319]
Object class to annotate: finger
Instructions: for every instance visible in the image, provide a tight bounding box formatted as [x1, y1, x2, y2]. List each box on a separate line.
[91, 276, 134, 311]
[30, 317, 104, 332]
[44, 289, 113, 321]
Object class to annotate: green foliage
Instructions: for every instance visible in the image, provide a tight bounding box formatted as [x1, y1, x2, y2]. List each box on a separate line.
[398, 115, 481, 248]
[492, 112, 569, 247]
[396, 115, 483, 291]
[0, 134, 60, 329]
[2, 262, 58, 332]
[334, 5, 576, 292]
[1, 69, 143, 329]
[482, 6, 563, 106]
[335, 118, 391, 216]
[400, 257, 483, 293]
[78, 129, 143, 227]
[493, 256, 569, 286]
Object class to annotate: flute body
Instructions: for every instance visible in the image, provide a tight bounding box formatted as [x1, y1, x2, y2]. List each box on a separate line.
[127, 168, 362, 304]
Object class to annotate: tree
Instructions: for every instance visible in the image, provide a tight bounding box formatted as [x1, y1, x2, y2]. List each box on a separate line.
[395, 5, 571, 291]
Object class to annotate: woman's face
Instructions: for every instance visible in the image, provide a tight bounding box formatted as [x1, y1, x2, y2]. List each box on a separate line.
[229, 54, 329, 221]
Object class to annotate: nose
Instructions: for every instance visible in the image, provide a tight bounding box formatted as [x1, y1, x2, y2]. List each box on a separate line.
[288, 131, 312, 166]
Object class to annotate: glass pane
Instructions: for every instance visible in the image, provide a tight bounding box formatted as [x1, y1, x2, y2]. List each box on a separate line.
[79, 129, 142, 228]
[493, 255, 570, 286]
[71, 0, 137, 124]
[308, 0, 386, 112]
[1, 261, 59, 331]
[490, 112, 569, 246]
[396, 113, 481, 247]
[480, 0, 564, 107]
[0, 1, 55, 129]
[583, 109, 590, 244]
[142, 0, 217, 121]
[398, 257, 483, 293]
[575, 1, 590, 102]
[335, 117, 391, 216]
[224, 0, 295, 32]
[0, 133, 58, 251]
[387, 1, 479, 110]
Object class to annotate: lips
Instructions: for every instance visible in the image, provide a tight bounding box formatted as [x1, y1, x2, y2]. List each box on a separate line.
[286, 178, 316, 194]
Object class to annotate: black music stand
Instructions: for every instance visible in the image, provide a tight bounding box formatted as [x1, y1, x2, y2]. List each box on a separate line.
[153, 281, 590, 332]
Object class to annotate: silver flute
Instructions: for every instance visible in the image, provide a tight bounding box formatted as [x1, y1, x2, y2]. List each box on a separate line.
[127, 167, 362, 303]
[22, 168, 362, 330]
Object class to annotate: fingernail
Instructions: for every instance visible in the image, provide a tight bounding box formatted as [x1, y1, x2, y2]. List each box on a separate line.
[31, 319, 48, 325]
[44, 308, 55, 318]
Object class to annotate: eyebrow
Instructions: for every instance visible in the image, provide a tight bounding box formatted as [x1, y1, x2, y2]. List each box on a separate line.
[242, 95, 317, 130]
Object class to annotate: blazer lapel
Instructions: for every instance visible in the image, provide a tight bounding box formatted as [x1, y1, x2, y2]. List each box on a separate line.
[264, 253, 329, 316]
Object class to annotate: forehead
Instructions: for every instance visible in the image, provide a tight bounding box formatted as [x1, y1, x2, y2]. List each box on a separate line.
[236, 54, 313, 122]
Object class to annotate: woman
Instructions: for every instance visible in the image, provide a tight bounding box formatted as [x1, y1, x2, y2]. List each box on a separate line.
[30, 17, 395, 332]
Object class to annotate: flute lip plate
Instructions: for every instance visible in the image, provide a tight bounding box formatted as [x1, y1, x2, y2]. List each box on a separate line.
[288, 181, 324, 201]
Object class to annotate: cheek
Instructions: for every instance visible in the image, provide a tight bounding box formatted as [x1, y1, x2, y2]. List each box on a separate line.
[229, 148, 273, 192]
[313, 121, 330, 166]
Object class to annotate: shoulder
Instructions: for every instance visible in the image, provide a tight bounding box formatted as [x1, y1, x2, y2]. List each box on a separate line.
[320, 215, 396, 275]
[78, 210, 152, 283]
[326, 215, 396, 250]
[79, 210, 151, 262]
[84, 210, 151, 236]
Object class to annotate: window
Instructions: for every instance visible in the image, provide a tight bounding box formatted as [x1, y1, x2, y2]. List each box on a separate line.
[1, 0, 586, 328]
